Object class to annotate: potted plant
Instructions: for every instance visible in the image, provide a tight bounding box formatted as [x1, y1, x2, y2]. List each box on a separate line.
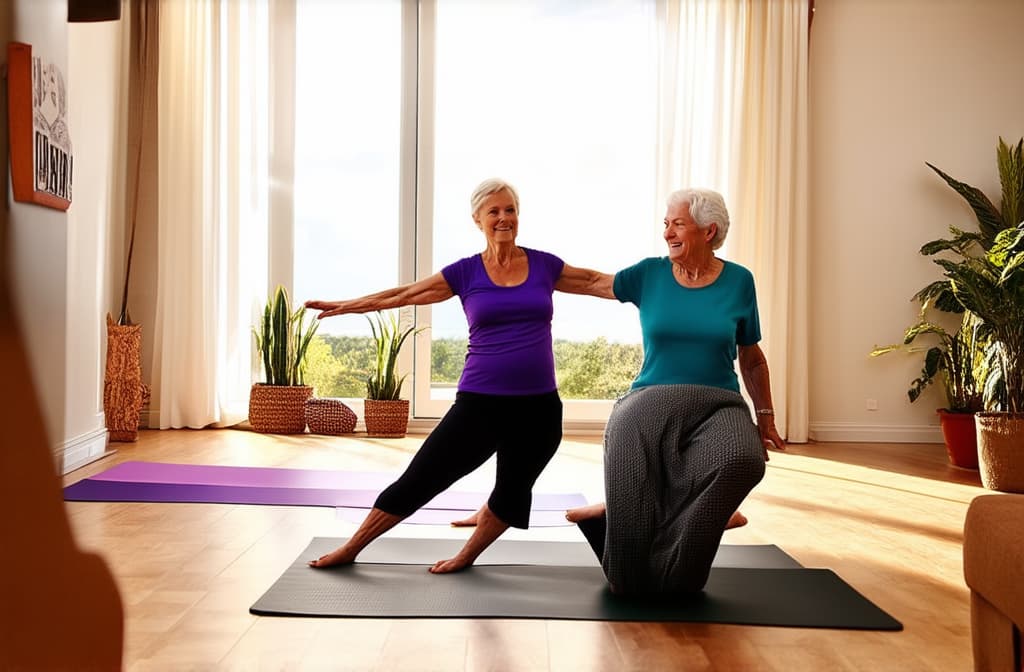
[249, 285, 319, 433]
[871, 310, 985, 468]
[942, 225, 1024, 492]
[874, 137, 1022, 469]
[363, 310, 420, 438]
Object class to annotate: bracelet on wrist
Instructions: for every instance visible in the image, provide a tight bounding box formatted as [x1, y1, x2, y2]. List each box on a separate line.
[756, 408, 775, 416]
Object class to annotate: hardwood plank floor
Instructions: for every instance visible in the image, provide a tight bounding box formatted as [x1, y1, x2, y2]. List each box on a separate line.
[62, 429, 982, 671]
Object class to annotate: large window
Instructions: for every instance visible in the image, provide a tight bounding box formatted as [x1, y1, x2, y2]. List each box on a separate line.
[418, 0, 659, 419]
[292, 0, 404, 400]
[293, 0, 664, 423]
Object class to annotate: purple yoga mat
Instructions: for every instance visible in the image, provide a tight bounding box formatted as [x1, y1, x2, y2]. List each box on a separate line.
[64, 479, 396, 508]
[334, 507, 575, 527]
[64, 475, 588, 511]
[91, 461, 397, 490]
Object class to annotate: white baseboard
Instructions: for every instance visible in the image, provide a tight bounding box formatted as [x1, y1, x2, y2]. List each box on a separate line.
[58, 426, 113, 474]
[809, 422, 943, 444]
[148, 410, 943, 444]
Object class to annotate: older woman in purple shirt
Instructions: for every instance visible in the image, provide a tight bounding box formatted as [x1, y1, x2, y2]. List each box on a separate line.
[305, 178, 596, 574]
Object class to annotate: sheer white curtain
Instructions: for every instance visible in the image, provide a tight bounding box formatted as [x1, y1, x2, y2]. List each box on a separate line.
[150, 0, 269, 428]
[655, 0, 810, 441]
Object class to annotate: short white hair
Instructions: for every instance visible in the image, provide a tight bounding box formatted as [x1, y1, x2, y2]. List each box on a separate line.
[470, 178, 520, 217]
[666, 188, 730, 250]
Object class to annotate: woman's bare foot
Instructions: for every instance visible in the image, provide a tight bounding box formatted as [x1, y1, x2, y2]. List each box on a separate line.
[725, 510, 748, 530]
[565, 502, 607, 523]
[307, 545, 358, 568]
[428, 556, 474, 574]
[449, 511, 480, 527]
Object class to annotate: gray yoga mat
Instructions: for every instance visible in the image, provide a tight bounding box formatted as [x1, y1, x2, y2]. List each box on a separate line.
[250, 538, 902, 630]
[334, 507, 577, 527]
[304, 537, 802, 568]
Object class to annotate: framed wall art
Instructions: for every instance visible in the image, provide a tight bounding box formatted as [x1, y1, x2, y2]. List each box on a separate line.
[6, 42, 73, 210]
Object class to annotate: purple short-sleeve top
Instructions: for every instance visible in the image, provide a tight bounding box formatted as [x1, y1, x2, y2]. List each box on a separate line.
[441, 247, 564, 395]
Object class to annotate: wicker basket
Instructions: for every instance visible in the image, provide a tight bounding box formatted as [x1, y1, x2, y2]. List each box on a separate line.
[364, 399, 410, 438]
[305, 398, 357, 435]
[104, 314, 145, 442]
[976, 412, 1024, 493]
[248, 384, 312, 434]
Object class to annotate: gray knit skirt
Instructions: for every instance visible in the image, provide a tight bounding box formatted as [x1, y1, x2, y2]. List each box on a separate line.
[601, 384, 766, 595]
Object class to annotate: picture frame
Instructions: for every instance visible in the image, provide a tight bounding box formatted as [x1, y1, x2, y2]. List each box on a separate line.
[6, 42, 73, 211]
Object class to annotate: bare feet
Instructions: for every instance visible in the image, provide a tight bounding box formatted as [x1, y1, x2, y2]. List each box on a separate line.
[433, 504, 509, 574]
[726, 510, 748, 530]
[449, 511, 480, 527]
[307, 545, 358, 568]
[428, 556, 474, 574]
[565, 502, 607, 523]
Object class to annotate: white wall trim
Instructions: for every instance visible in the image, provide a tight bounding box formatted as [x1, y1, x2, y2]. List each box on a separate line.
[809, 422, 942, 444]
[154, 410, 944, 444]
[58, 426, 113, 474]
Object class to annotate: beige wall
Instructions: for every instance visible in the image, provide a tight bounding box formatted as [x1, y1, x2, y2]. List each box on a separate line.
[8, 0, 69, 456]
[8, 0, 123, 471]
[808, 0, 1024, 441]
[65, 19, 123, 468]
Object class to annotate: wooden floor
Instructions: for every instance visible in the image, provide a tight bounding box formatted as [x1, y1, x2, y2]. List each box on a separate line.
[62, 429, 983, 671]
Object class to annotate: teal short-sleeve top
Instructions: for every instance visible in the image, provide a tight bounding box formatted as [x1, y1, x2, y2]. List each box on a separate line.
[613, 257, 761, 393]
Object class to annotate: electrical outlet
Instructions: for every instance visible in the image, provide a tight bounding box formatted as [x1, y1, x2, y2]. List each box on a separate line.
[866, 398, 878, 411]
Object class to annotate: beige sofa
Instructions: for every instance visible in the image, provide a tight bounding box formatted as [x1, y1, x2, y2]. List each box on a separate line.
[963, 494, 1024, 671]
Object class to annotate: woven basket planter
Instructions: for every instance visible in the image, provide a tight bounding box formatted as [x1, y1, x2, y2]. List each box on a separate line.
[103, 314, 146, 442]
[305, 398, 357, 435]
[364, 399, 410, 438]
[248, 384, 312, 434]
[976, 412, 1024, 493]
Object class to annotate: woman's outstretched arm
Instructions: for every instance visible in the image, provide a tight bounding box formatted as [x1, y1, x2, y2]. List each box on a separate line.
[305, 272, 454, 319]
[555, 263, 616, 299]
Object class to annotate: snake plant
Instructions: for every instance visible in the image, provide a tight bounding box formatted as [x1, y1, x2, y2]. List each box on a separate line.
[253, 285, 319, 386]
[365, 311, 421, 400]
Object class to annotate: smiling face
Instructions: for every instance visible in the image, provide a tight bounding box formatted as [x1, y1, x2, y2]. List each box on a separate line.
[663, 200, 716, 264]
[473, 189, 519, 245]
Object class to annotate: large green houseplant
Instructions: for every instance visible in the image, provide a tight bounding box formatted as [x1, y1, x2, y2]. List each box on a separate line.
[248, 285, 319, 433]
[873, 137, 1023, 469]
[942, 225, 1024, 491]
[363, 310, 420, 438]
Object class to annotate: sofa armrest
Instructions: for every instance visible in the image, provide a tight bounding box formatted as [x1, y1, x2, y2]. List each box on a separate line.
[963, 494, 1024, 631]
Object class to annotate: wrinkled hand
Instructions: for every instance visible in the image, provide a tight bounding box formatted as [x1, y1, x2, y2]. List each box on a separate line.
[304, 300, 346, 319]
[757, 418, 786, 461]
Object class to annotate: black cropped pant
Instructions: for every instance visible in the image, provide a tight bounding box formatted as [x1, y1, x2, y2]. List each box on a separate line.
[374, 390, 563, 529]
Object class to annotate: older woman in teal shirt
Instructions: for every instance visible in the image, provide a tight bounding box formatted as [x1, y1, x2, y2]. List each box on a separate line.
[557, 187, 785, 596]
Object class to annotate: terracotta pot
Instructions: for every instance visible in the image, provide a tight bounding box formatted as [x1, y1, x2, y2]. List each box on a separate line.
[937, 409, 979, 470]
[975, 412, 1024, 493]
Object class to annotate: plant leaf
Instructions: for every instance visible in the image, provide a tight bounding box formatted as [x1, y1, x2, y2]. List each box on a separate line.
[927, 162, 1005, 242]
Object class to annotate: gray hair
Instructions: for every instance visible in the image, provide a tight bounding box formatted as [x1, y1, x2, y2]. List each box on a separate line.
[470, 178, 520, 217]
[666, 188, 731, 250]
